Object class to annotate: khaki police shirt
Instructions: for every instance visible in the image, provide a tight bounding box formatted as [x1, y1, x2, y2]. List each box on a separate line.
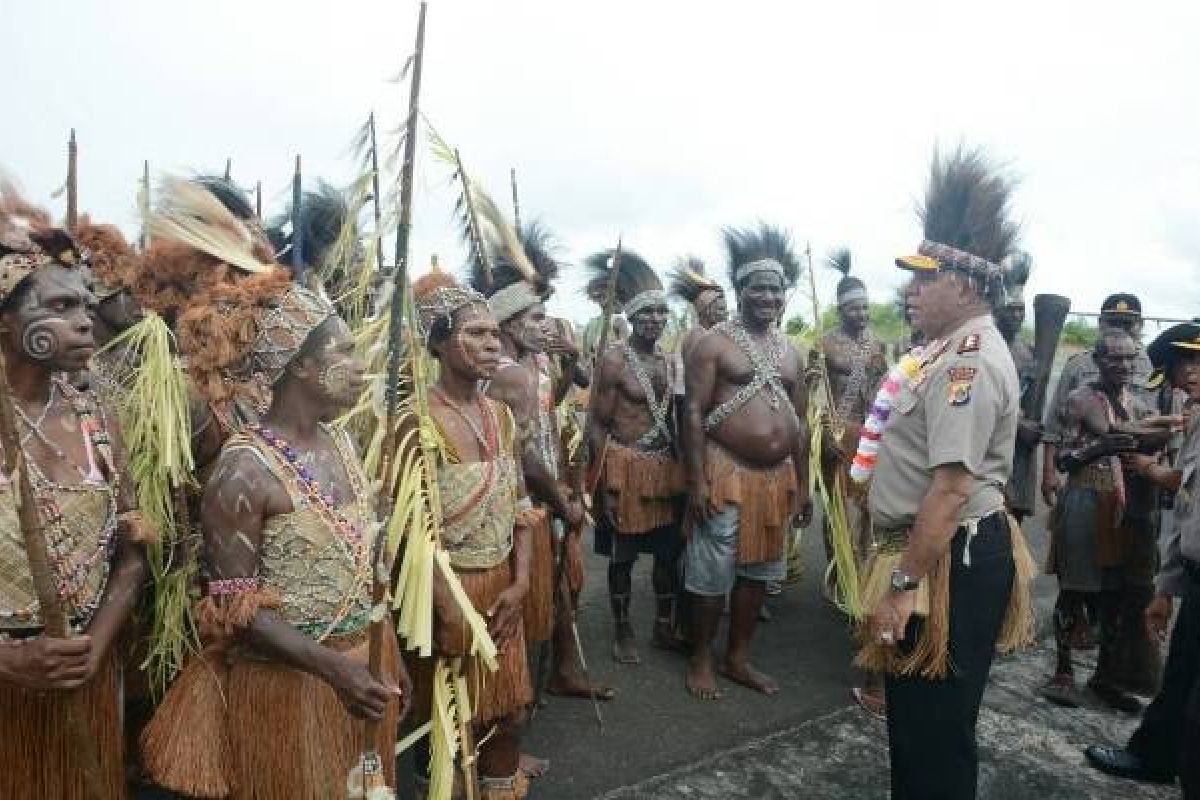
[1159, 411, 1200, 596]
[869, 315, 1019, 530]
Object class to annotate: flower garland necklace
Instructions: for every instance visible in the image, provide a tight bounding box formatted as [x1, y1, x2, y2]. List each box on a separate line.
[849, 337, 951, 484]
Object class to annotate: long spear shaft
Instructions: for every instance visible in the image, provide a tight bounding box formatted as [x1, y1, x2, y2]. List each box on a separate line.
[510, 168, 521, 231]
[66, 129, 78, 229]
[223, 158, 232, 182]
[454, 149, 493, 290]
[291, 155, 305, 285]
[0, 353, 105, 799]
[363, 4, 427, 796]
[255, 181, 262, 220]
[369, 112, 385, 273]
[139, 161, 152, 251]
[382, 0, 427, 466]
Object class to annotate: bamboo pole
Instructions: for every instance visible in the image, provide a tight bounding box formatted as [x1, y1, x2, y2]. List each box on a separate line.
[223, 157, 232, 182]
[291, 155, 305, 285]
[369, 112, 385, 274]
[139, 161, 152, 251]
[66, 129, 78, 230]
[255, 181, 263, 220]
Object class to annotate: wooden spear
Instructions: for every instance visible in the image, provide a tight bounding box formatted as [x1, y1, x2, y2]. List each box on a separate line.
[66, 129, 78, 230]
[453, 149, 493, 291]
[361, 4, 428, 798]
[510, 167, 521, 232]
[368, 112, 386, 275]
[255, 181, 263, 220]
[223, 157, 233, 182]
[291, 155, 305, 286]
[139, 161, 152, 252]
[0, 351, 106, 799]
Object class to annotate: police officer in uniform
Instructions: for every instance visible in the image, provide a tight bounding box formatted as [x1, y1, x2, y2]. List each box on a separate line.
[857, 148, 1035, 800]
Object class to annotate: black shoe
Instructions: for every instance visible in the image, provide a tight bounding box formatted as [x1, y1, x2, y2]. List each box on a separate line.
[1084, 745, 1174, 785]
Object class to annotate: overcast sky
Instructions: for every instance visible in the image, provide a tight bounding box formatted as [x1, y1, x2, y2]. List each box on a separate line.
[3, 0, 1199, 329]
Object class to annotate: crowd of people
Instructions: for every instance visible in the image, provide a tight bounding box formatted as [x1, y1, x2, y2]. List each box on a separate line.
[0, 139, 1195, 800]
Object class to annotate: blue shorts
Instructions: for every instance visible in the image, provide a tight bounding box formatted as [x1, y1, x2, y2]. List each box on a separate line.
[684, 504, 786, 596]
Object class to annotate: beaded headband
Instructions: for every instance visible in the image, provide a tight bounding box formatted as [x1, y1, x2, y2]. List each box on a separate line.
[837, 287, 869, 305]
[487, 281, 541, 323]
[897, 240, 1003, 284]
[415, 285, 488, 339]
[733, 258, 785, 285]
[248, 284, 336, 387]
[624, 289, 669, 318]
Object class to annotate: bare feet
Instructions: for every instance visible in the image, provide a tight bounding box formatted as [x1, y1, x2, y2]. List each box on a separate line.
[686, 657, 723, 700]
[612, 632, 640, 665]
[651, 619, 689, 654]
[719, 659, 780, 695]
[545, 673, 617, 701]
[519, 753, 550, 779]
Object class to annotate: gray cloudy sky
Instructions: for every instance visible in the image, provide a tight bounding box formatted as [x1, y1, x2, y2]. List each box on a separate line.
[3, 0, 1199, 328]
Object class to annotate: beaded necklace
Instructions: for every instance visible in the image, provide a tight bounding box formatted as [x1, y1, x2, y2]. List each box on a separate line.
[703, 317, 790, 432]
[249, 424, 365, 555]
[622, 342, 673, 452]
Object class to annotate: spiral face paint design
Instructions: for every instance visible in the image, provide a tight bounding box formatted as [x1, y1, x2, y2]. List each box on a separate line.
[22, 319, 59, 361]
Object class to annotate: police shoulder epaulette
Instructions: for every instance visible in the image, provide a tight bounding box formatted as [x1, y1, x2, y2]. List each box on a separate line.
[956, 331, 982, 356]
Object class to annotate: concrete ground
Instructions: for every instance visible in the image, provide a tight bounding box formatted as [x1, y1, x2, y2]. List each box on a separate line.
[520, 511, 1177, 799]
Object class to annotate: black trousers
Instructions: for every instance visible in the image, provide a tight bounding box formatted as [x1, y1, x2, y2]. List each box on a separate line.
[886, 513, 1015, 800]
[1127, 564, 1200, 798]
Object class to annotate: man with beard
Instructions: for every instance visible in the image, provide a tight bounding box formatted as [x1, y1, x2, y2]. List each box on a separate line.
[1042, 327, 1168, 712]
[994, 251, 1041, 523]
[682, 224, 810, 700]
[589, 250, 687, 665]
[857, 148, 1036, 799]
[0, 184, 151, 800]
[1085, 323, 1200, 794]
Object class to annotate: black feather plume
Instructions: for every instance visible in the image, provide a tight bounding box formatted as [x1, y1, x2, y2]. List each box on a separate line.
[824, 247, 852, 277]
[668, 255, 721, 304]
[584, 248, 660, 306]
[919, 146, 1020, 266]
[1001, 249, 1032, 288]
[268, 181, 355, 270]
[193, 174, 255, 221]
[515, 219, 564, 298]
[722, 223, 801, 288]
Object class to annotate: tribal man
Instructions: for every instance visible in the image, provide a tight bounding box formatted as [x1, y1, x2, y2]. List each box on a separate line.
[588, 250, 687, 665]
[682, 224, 811, 700]
[994, 251, 1040, 523]
[810, 248, 888, 714]
[472, 250, 607, 715]
[410, 270, 535, 799]
[0, 184, 150, 800]
[1043, 327, 1167, 712]
[140, 253, 407, 797]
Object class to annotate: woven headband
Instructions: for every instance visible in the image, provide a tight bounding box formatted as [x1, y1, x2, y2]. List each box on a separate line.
[837, 287, 869, 305]
[488, 281, 541, 323]
[248, 284, 337, 387]
[734, 258, 785, 285]
[918, 240, 1003, 282]
[624, 289, 668, 318]
[415, 285, 488, 338]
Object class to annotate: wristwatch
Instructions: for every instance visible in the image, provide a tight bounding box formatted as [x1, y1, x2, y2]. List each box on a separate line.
[890, 568, 919, 593]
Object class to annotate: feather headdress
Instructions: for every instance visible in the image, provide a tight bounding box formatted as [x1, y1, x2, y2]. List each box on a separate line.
[0, 176, 84, 305]
[668, 255, 722, 306]
[723, 223, 801, 289]
[824, 246, 868, 305]
[1000, 250, 1032, 304]
[146, 177, 277, 275]
[73, 214, 136, 299]
[584, 248, 661, 306]
[193, 175, 256, 222]
[896, 146, 1021, 294]
[515, 219, 563, 299]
